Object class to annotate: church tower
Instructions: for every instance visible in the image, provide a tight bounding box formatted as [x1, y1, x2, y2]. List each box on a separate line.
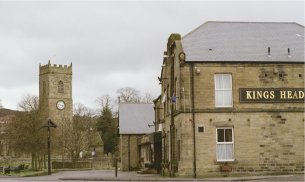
[39, 61, 73, 125]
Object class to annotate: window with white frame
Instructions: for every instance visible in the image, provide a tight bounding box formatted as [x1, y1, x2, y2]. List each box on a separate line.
[216, 128, 234, 161]
[214, 74, 232, 107]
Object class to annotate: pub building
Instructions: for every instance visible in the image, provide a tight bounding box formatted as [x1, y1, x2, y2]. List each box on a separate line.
[154, 21, 304, 177]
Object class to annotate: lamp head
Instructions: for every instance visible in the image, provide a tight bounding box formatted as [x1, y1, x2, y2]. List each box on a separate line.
[47, 119, 57, 128]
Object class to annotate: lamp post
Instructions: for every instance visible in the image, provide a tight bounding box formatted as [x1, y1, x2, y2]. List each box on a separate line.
[43, 119, 57, 175]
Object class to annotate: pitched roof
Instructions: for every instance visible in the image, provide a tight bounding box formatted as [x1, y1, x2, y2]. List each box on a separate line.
[181, 21, 304, 63]
[119, 103, 154, 134]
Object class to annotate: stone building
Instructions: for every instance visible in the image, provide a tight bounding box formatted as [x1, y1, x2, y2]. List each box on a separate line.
[39, 61, 74, 158]
[138, 131, 162, 173]
[118, 103, 154, 171]
[39, 61, 105, 163]
[155, 21, 304, 177]
[39, 61, 73, 126]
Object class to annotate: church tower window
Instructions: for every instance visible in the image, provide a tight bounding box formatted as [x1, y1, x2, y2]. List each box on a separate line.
[43, 81, 46, 95]
[58, 81, 64, 93]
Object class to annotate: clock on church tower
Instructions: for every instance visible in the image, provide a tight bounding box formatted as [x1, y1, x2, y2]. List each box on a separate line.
[39, 61, 73, 125]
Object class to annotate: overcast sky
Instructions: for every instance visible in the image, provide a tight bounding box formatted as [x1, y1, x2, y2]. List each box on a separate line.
[0, 0, 304, 110]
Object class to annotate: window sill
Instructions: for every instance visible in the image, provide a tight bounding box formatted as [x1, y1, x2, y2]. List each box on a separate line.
[215, 107, 234, 109]
[214, 160, 237, 164]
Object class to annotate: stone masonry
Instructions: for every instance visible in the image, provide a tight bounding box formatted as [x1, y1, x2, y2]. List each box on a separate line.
[120, 134, 142, 171]
[155, 22, 304, 177]
[39, 61, 73, 126]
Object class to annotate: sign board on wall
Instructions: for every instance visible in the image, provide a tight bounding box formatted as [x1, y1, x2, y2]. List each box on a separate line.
[239, 88, 305, 103]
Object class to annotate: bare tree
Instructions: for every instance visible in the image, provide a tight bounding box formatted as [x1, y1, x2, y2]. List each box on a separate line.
[73, 102, 95, 116]
[116, 87, 140, 103]
[6, 94, 45, 170]
[18, 94, 39, 112]
[60, 103, 96, 162]
[0, 99, 3, 109]
[96, 94, 113, 110]
[141, 92, 154, 103]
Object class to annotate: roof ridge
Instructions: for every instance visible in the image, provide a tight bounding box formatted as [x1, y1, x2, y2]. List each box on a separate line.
[207, 21, 304, 27]
[204, 21, 301, 24]
[182, 21, 209, 40]
[182, 21, 304, 39]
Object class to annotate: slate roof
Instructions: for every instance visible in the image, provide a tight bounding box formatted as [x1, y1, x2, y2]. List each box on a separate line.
[181, 21, 304, 63]
[119, 103, 155, 134]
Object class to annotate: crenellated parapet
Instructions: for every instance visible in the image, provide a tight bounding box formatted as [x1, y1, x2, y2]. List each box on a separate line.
[39, 60, 72, 75]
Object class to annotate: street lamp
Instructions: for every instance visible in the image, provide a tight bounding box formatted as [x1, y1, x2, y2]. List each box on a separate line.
[41, 119, 57, 175]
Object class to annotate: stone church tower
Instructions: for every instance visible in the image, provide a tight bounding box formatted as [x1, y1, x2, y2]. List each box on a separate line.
[39, 61, 73, 126]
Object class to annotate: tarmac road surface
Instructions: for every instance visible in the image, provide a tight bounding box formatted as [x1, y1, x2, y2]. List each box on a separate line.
[0, 170, 304, 182]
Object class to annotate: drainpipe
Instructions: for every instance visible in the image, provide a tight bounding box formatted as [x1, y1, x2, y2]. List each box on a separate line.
[170, 55, 175, 177]
[162, 131, 166, 176]
[190, 63, 197, 178]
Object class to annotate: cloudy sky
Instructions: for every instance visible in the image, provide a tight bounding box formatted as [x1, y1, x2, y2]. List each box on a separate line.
[0, 0, 304, 110]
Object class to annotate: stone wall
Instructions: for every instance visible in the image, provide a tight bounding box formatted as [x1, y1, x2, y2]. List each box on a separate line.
[120, 134, 142, 171]
[39, 62, 73, 127]
[185, 63, 304, 111]
[52, 156, 114, 170]
[52, 161, 91, 169]
[91, 156, 114, 170]
[158, 49, 304, 177]
[175, 112, 304, 177]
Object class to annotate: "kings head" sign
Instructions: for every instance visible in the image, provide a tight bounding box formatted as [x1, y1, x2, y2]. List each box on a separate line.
[239, 88, 305, 103]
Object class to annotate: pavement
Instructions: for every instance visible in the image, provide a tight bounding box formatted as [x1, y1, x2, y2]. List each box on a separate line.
[59, 170, 304, 181]
[0, 170, 304, 181]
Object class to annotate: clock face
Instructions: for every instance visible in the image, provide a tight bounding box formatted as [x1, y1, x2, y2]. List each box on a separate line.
[56, 100, 65, 110]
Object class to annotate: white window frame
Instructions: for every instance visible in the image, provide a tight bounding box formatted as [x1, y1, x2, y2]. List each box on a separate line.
[216, 127, 234, 162]
[214, 74, 233, 107]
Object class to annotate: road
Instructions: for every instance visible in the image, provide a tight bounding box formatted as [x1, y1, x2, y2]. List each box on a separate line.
[0, 170, 304, 181]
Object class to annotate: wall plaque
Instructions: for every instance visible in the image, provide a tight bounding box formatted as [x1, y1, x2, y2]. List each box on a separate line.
[239, 88, 305, 103]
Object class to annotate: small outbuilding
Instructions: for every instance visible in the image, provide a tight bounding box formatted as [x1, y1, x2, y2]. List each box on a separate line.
[118, 103, 155, 171]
